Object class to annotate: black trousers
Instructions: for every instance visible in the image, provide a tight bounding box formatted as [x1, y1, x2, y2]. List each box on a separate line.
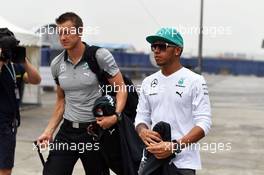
[43, 121, 109, 175]
[0, 121, 17, 169]
[151, 163, 196, 175]
[100, 126, 123, 175]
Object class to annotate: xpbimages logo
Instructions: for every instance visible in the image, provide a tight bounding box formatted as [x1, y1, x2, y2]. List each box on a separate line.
[164, 141, 232, 154]
[98, 82, 141, 94]
[157, 28, 181, 38]
[33, 140, 100, 154]
[164, 142, 232, 154]
[157, 25, 232, 38]
[37, 25, 100, 37]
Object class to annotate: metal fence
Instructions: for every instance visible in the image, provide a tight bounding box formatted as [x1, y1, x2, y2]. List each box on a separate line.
[41, 48, 264, 77]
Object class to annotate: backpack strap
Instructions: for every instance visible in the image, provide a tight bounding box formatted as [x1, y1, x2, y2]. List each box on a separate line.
[59, 43, 114, 96]
[83, 43, 110, 88]
[57, 43, 108, 87]
[84, 44, 101, 75]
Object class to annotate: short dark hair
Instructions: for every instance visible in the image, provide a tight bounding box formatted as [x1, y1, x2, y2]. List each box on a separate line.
[55, 12, 83, 29]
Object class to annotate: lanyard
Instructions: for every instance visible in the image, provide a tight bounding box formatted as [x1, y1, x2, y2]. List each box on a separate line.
[5, 63, 17, 85]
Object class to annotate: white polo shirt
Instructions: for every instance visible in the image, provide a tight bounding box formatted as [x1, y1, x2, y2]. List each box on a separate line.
[135, 67, 212, 170]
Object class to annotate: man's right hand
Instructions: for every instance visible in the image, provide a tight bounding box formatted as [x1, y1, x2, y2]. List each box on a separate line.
[139, 128, 162, 146]
[37, 132, 53, 149]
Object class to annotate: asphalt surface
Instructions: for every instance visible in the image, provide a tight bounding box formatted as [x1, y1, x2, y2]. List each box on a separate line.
[12, 74, 264, 175]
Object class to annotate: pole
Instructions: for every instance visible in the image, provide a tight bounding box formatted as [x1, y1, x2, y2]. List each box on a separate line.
[198, 0, 204, 74]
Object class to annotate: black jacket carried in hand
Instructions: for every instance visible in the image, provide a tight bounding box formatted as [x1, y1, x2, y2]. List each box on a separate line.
[98, 112, 144, 175]
[93, 95, 144, 175]
[138, 121, 175, 175]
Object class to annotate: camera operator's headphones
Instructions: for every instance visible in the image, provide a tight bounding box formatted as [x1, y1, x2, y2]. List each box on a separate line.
[0, 28, 20, 60]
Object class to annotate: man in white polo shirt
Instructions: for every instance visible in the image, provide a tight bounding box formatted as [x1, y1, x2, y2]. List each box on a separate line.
[135, 28, 212, 175]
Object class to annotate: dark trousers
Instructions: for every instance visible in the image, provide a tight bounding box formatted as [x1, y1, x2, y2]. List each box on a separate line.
[151, 163, 196, 175]
[43, 121, 109, 175]
[0, 121, 17, 169]
[100, 126, 123, 175]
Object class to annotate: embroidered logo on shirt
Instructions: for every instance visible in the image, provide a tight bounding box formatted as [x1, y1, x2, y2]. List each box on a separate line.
[151, 79, 158, 88]
[176, 91, 183, 97]
[176, 78, 186, 88]
[202, 83, 209, 95]
[59, 63, 66, 73]
[83, 62, 89, 70]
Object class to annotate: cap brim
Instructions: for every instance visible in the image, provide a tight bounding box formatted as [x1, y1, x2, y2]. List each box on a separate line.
[146, 35, 175, 45]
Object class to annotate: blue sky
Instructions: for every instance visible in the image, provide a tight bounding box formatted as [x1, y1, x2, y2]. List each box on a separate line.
[1, 0, 264, 57]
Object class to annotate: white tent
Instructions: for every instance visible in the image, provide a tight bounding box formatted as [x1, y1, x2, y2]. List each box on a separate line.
[0, 16, 41, 104]
[0, 16, 39, 46]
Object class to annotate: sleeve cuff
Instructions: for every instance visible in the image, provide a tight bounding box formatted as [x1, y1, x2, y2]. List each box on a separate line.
[135, 119, 151, 129]
[196, 121, 211, 135]
[194, 115, 212, 135]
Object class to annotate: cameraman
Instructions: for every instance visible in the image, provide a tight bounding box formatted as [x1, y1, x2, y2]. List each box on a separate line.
[0, 28, 41, 175]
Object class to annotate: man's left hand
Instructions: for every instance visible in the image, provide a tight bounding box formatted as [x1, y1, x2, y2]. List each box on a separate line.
[146, 141, 174, 159]
[96, 115, 117, 129]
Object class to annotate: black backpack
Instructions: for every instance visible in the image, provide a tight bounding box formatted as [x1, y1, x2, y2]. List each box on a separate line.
[62, 43, 139, 122]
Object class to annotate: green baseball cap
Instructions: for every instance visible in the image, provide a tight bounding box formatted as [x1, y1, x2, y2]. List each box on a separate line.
[146, 27, 184, 47]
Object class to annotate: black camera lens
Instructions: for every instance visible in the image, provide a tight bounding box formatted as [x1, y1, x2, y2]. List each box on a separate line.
[0, 36, 18, 49]
[0, 28, 23, 62]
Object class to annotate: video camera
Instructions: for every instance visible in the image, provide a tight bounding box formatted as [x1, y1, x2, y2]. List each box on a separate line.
[0, 28, 26, 63]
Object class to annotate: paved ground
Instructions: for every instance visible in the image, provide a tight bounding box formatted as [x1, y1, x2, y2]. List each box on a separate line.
[12, 74, 264, 175]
